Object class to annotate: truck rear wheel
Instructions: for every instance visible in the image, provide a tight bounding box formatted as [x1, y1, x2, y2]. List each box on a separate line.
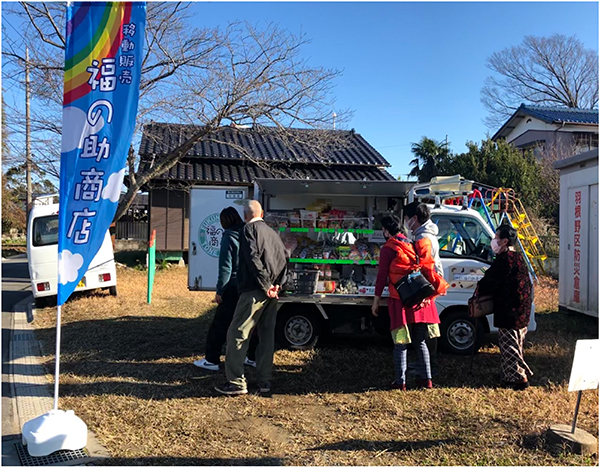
[276, 307, 322, 350]
[439, 309, 485, 355]
[108, 286, 118, 297]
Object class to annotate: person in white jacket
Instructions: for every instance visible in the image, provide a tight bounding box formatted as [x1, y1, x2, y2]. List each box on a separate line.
[403, 201, 444, 362]
[403, 201, 443, 278]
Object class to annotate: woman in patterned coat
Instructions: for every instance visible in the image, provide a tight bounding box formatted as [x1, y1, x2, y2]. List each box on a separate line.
[476, 224, 533, 390]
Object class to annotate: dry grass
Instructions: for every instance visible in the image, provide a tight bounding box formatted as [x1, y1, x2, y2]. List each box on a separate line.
[32, 266, 599, 466]
[534, 276, 560, 314]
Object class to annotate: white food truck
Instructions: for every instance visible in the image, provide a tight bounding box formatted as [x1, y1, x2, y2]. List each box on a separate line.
[188, 177, 536, 354]
[27, 194, 118, 308]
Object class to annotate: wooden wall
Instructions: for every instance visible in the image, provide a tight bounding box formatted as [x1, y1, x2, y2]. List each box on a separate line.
[149, 188, 189, 251]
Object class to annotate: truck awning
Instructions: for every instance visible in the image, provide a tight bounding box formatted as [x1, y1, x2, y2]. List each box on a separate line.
[254, 178, 415, 197]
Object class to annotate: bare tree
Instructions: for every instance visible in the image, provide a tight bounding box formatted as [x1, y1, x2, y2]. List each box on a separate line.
[2, 2, 350, 221]
[481, 34, 599, 129]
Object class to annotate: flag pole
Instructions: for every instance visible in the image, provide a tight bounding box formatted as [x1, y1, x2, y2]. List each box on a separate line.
[53, 304, 62, 410]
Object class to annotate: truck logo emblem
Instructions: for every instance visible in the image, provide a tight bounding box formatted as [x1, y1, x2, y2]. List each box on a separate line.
[198, 213, 223, 258]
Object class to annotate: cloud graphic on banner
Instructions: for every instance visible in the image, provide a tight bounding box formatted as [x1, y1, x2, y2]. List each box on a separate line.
[102, 168, 126, 203]
[58, 250, 84, 285]
[60, 106, 105, 153]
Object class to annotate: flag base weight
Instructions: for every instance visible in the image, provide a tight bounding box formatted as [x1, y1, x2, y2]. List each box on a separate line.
[22, 409, 87, 457]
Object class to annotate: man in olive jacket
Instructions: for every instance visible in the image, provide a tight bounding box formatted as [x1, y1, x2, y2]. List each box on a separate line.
[215, 200, 288, 396]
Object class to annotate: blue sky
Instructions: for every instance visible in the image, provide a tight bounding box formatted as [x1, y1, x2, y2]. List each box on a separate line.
[187, 1, 599, 178]
[2, 2, 598, 180]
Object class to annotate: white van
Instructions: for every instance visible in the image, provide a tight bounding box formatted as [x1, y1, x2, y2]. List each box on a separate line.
[27, 194, 118, 308]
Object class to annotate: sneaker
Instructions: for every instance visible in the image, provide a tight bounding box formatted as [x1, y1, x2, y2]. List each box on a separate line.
[391, 381, 407, 390]
[214, 383, 248, 396]
[257, 382, 272, 396]
[244, 357, 257, 368]
[416, 378, 433, 389]
[193, 358, 219, 371]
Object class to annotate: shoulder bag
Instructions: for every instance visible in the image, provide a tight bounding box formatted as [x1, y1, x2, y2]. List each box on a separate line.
[394, 237, 436, 307]
[468, 288, 494, 318]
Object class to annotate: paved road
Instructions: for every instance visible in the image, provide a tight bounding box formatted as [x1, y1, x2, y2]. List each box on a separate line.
[2, 256, 31, 438]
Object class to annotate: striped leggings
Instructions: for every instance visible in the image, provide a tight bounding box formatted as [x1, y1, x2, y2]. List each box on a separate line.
[393, 323, 431, 384]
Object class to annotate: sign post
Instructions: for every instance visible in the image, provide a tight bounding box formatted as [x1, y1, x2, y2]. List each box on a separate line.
[21, 2, 146, 457]
[545, 339, 599, 455]
[148, 229, 156, 304]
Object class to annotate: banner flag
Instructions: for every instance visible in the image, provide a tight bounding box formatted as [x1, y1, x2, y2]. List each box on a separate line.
[57, 2, 146, 306]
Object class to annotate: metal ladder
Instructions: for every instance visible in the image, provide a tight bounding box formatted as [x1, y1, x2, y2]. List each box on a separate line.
[489, 188, 547, 279]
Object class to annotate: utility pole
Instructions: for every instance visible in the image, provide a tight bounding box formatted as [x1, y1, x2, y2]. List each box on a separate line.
[25, 47, 32, 217]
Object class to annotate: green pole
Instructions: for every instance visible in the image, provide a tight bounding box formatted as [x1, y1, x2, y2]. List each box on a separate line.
[147, 229, 156, 304]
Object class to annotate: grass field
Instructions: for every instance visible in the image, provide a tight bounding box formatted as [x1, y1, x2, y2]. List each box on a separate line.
[32, 266, 598, 466]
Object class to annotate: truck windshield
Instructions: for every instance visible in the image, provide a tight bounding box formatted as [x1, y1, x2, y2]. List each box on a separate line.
[32, 215, 59, 247]
[431, 215, 493, 262]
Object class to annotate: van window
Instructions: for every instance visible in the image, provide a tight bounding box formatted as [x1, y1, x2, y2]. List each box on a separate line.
[33, 215, 59, 247]
[431, 215, 493, 262]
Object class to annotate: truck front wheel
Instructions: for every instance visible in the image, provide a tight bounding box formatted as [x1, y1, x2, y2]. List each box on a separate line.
[439, 309, 485, 355]
[276, 307, 322, 350]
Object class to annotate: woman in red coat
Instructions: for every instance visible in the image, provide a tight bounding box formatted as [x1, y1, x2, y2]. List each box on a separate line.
[372, 215, 448, 390]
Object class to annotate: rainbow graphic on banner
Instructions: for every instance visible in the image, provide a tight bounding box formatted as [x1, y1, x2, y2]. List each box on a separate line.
[63, 3, 132, 106]
[57, 2, 145, 306]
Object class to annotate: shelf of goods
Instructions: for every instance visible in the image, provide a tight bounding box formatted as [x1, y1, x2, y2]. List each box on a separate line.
[268, 207, 390, 298]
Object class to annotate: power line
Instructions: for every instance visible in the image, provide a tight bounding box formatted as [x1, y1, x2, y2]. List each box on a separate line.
[3, 17, 27, 46]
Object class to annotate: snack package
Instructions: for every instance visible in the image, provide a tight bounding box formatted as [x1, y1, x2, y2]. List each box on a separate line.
[369, 244, 381, 261]
[355, 212, 369, 229]
[337, 246, 351, 259]
[300, 210, 318, 228]
[357, 243, 370, 260]
[342, 211, 356, 229]
[317, 213, 329, 229]
[328, 209, 345, 229]
[288, 211, 301, 228]
[348, 247, 361, 260]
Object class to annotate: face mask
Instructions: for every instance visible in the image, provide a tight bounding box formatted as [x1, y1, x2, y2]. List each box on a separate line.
[491, 238, 504, 254]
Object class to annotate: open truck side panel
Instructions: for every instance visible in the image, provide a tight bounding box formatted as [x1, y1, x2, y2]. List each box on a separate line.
[188, 186, 248, 291]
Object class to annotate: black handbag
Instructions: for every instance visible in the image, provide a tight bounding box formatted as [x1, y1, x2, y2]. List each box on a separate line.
[394, 238, 436, 307]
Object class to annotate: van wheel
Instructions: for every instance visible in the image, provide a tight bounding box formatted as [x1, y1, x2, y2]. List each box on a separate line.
[276, 307, 321, 350]
[439, 309, 485, 355]
[109, 286, 117, 297]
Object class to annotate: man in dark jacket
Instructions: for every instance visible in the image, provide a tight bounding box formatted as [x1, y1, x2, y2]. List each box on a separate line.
[215, 200, 287, 396]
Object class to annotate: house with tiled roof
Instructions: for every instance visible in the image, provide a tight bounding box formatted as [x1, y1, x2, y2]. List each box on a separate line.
[138, 123, 394, 253]
[492, 104, 599, 157]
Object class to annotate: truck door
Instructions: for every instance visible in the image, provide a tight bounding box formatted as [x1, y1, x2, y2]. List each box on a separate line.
[188, 187, 248, 290]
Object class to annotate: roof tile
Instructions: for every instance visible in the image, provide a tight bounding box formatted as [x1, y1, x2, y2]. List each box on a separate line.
[141, 159, 395, 184]
[139, 123, 390, 167]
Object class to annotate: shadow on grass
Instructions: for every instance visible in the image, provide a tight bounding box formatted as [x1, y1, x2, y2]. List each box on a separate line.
[309, 438, 464, 452]
[104, 456, 283, 466]
[32, 309, 599, 400]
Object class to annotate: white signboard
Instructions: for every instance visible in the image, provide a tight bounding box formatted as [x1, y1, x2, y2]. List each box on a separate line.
[568, 339, 600, 392]
[188, 186, 248, 290]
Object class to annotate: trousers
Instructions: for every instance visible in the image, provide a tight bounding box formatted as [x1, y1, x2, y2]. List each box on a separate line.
[225, 289, 278, 389]
[205, 283, 258, 364]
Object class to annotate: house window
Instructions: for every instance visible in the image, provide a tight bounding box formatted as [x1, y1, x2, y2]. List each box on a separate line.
[573, 132, 598, 153]
[519, 141, 545, 159]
